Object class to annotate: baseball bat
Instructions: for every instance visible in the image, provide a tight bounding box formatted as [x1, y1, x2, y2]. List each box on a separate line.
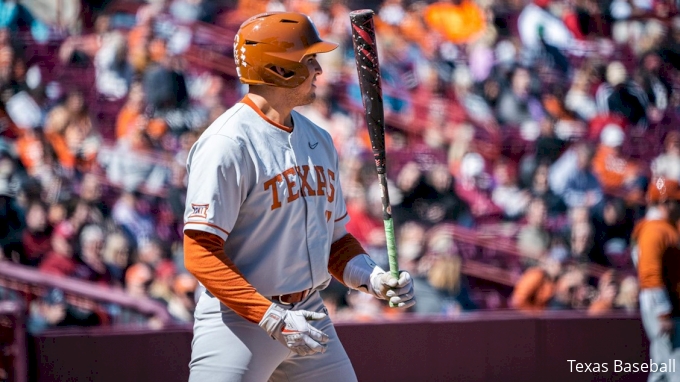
[349, 9, 399, 307]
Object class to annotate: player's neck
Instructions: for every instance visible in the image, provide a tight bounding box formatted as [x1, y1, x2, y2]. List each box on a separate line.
[246, 91, 294, 128]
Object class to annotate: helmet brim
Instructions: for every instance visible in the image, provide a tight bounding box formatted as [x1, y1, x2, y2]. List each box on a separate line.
[267, 40, 339, 62]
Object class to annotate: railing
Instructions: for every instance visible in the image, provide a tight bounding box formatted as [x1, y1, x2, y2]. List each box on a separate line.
[0, 301, 26, 382]
[0, 262, 172, 327]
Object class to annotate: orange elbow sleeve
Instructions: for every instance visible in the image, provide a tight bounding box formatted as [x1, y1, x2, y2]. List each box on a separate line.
[184, 230, 271, 324]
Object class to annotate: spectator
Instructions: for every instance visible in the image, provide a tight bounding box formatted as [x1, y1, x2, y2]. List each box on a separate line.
[165, 272, 198, 322]
[0, 156, 23, 259]
[517, 197, 552, 263]
[634, 51, 671, 119]
[454, 152, 502, 222]
[565, 69, 598, 121]
[495, 66, 544, 126]
[169, 0, 217, 24]
[591, 124, 645, 200]
[591, 197, 634, 266]
[450, 65, 495, 126]
[74, 224, 112, 286]
[519, 119, 566, 188]
[566, 221, 595, 265]
[518, 0, 575, 54]
[492, 159, 531, 220]
[595, 61, 648, 128]
[125, 262, 154, 298]
[588, 270, 619, 315]
[115, 81, 166, 147]
[78, 173, 108, 222]
[111, 191, 156, 246]
[43, 89, 100, 173]
[527, 161, 566, 215]
[511, 256, 562, 311]
[651, 130, 680, 181]
[58, 14, 111, 65]
[94, 31, 134, 100]
[143, 54, 189, 118]
[562, 143, 603, 209]
[39, 222, 77, 277]
[20, 199, 52, 266]
[614, 275, 639, 313]
[137, 238, 174, 272]
[414, 247, 476, 315]
[548, 267, 589, 310]
[27, 288, 101, 334]
[396, 221, 426, 275]
[101, 231, 131, 287]
[15, 127, 53, 177]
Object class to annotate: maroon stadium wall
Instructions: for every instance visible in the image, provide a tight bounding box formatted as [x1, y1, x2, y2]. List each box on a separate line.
[28, 311, 649, 382]
[0, 302, 26, 382]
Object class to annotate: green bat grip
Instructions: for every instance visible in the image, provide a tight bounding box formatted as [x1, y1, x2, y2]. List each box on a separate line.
[384, 217, 399, 308]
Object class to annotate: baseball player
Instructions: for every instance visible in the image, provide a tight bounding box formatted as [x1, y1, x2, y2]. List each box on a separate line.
[632, 177, 680, 382]
[183, 12, 415, 382]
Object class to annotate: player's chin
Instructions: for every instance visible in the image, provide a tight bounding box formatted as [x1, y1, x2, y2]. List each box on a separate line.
[300, 92, 316, 106]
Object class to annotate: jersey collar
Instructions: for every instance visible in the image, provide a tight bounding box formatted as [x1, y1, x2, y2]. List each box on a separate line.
[240, 95, 293, 133]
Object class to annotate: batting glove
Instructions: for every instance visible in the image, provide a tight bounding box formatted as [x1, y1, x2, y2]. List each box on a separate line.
[343, 254, 416, 309]
[259, 303, 330, 356]
[369, 269, 416, 308]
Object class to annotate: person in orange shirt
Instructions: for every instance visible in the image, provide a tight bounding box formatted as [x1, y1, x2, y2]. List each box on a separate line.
[115, 81, 167, 149]
[592, 124, 644, 202]
[632, 177, 680, 381]
[44, 90, 100, 172]
[588, 270, 618, 315]
[510, 256, 562, 311]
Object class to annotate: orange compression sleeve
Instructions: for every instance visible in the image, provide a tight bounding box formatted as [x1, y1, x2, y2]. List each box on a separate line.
[184, 230, 271, 324]
[328, 234, 367, 286]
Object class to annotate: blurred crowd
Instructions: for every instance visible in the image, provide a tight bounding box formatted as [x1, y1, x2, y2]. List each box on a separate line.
[1, 0, 680, 330]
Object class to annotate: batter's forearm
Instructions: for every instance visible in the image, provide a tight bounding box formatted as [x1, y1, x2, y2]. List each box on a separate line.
[328, 234, 367, 286]
[184, 230, 271, 323]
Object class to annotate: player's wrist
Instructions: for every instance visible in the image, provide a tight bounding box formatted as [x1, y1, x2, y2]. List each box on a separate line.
[258, 303, 286, 338]
[342, 254, 385, 298]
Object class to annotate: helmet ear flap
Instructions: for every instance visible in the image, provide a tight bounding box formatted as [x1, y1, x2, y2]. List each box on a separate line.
[265, 64, 295, 79]
[258, 61, 309, 87]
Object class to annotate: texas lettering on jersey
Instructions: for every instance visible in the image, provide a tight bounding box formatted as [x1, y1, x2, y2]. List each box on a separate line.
[264, 165, 335, 210]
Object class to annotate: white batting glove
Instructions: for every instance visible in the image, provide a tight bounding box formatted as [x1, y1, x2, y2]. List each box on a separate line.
[368, 269, 416, 308]
[343, 255, 416, 309]
[259, 303, 330, 356]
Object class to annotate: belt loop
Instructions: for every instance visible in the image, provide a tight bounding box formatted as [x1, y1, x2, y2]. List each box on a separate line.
[277, 295, 293, 306]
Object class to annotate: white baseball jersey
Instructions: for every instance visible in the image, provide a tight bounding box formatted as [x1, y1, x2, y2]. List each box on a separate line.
[183, 97, 349, 296]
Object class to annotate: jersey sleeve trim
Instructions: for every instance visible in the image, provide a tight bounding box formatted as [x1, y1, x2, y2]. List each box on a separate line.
[240, 95, 293, 133]
[184, 222, 230, 237]
[334, 212, 348, 222]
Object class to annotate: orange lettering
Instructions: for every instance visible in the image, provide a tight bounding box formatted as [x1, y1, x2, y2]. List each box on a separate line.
[327, 169, 335, 203]
[296, 165, 316, 196]
[315, 165, 326, 197]
[282, 167, 299, 203]
[264, 174, 283, 210]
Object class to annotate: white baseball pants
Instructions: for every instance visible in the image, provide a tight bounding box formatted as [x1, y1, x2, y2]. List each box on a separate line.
[189, 289, 358, 382]
[640, 290, 680, 382]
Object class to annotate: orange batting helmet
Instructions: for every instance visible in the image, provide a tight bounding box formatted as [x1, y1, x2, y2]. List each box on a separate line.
[233, 12, 338, 88]
[647, 177, 680, 204]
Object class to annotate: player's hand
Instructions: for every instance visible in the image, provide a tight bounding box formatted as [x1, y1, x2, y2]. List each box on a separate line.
[369, 270, 416, 308]
[259, 303, 330, 356]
